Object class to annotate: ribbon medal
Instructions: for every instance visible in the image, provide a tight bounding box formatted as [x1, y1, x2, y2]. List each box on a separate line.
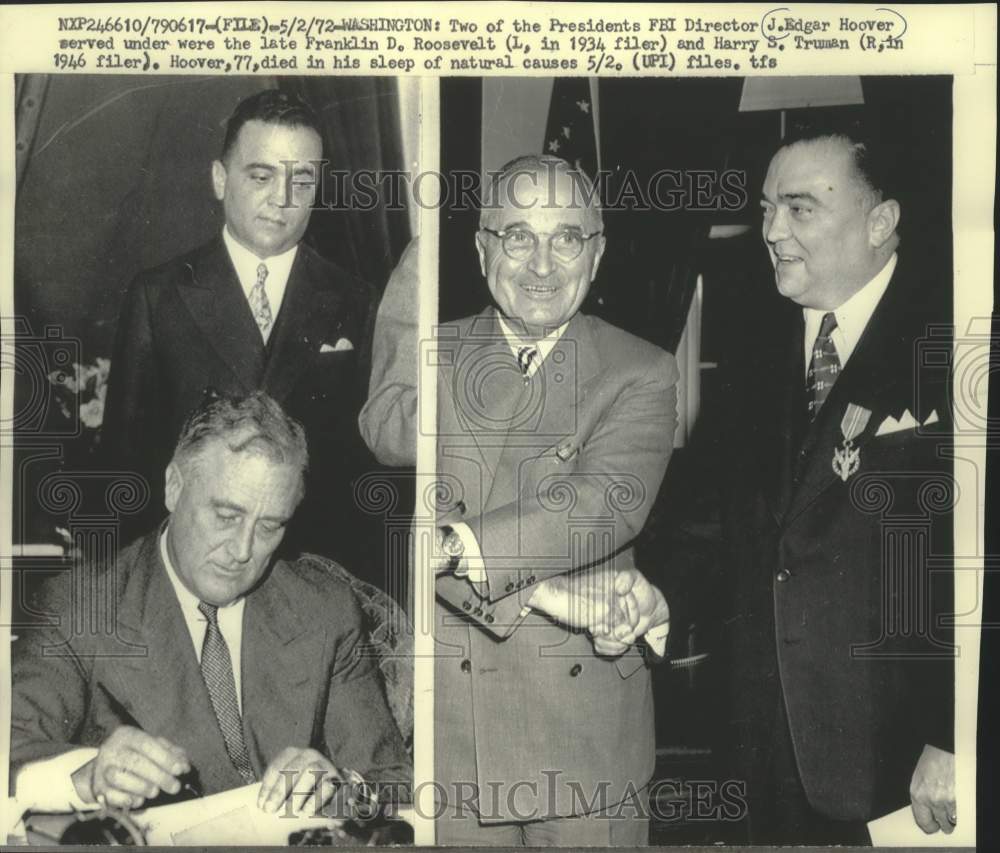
[832, 403, 872, 482]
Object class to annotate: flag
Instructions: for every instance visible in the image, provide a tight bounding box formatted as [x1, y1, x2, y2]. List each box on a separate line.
[543, 79, 598, 179]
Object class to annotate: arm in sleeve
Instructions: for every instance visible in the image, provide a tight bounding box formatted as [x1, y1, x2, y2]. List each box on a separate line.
[358, 238, 420, 467]
[320, 592, 412, 794]
[437, 351, 679, 636]
[9, 580, 94, 792]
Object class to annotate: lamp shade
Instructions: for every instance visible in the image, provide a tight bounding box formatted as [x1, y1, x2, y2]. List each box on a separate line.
[738, 76, 864, 112]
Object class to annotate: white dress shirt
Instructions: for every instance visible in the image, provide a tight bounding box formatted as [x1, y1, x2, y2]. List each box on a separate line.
[222, 227, 298, 343]
[13, 529, 247, 815]
[803, 253, 896, 376]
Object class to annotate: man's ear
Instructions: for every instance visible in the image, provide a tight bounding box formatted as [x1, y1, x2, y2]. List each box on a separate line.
[589, 234, 607, 281]
[164, 462, 183, 513]
[475, 230, 488, 277]
[211, 160, 227, 203]
[868, 199, 901, 249]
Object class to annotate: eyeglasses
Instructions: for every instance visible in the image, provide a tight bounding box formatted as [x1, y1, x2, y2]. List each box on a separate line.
[480, 227, 603, 262]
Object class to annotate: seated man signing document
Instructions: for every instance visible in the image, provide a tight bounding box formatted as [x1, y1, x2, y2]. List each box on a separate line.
[11, 392, 409, 818]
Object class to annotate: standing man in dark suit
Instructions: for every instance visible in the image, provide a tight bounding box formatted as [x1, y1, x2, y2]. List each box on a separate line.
[11, 392, 409, 816]
[722, 130, 955, 843]
[362, 156, 674, 845]
[102, 90, 377, 569]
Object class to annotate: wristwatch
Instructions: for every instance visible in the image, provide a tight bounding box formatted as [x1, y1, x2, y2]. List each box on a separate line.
[439, 525, 465, 573]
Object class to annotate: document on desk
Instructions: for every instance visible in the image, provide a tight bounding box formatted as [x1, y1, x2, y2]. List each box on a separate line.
[135, 783, 336, 845]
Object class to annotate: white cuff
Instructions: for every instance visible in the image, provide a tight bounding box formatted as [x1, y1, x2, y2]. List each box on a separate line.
[644, 623, 669, 657]
[449, 522, 486, 585]
[15, 747, 100, 814]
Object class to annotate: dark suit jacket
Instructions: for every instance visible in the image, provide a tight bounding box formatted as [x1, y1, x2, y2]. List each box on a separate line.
[102, 237, 378, 566]
[362, 297, 679, 820]
[721, 259, 954, 822]
[10, 531, 410, 798]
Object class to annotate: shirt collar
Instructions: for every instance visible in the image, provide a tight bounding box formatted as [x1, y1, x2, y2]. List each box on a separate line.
[804, 252, 896, 365]
[222, 226, 298, 296]
[497, 312, 570, 370]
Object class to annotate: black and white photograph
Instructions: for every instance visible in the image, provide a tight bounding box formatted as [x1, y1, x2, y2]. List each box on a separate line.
[369, 73, 960, 846]
[1, 3, 995, 851]
[7, 74, 417, 844]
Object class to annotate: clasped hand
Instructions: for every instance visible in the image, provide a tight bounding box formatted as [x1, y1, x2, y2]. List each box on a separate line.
[528, 567, 669, 656]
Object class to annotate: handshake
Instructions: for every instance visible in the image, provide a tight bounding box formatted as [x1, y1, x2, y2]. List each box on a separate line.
[526, 567, 670, 657]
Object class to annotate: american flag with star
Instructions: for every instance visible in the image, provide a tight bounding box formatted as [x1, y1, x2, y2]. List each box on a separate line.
[543, 78, 598, 179]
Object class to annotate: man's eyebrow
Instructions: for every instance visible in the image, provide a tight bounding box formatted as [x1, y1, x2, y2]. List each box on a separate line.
[779, 190, 822, 205]
[497, 221, 585, 232]
[243, 162, 276, 173]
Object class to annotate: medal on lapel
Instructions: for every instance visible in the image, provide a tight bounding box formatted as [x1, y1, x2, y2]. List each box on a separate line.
[832, 403, 872, 482]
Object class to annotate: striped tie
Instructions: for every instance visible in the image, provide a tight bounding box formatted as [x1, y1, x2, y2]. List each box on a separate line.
[806, 312, 840, 419]
[198, 602, 255, 783]
[516, 345, 538, 380]
[249, 262, 273, 340]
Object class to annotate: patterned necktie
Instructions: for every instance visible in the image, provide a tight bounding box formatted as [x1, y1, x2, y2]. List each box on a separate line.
[198, 602, 255, 783]
[516, 345, 538, 380]
[249, 262, 273, 340]
[806, 311, 841, 419]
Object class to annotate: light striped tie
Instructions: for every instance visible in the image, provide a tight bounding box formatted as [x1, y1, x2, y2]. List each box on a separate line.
[249, 262, 273, 339]
[198, 602, 255, 783]
[516, 345, 538, 380]
[806, 311, 841, 419]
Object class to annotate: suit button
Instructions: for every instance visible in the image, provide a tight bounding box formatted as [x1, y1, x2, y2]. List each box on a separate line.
[505, 582, 515, 593]
[460, 659, 472, 673]
[776, 570, 790, 583]
[569, 664, 583, 677]
[526, 575, 536, 584]
[457, 500, 467, 515]
[462, 600, 472, 610]
[473, 607, 483, 617]
[485, 614, 495, 623]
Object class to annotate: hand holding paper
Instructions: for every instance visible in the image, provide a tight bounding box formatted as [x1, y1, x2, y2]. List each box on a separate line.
[71, 725, 190, 811]
[909, 744, 956, 835]
[257, 747, 344, 816]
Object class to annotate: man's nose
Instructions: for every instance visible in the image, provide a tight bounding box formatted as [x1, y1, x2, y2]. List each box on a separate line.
[527, 236, 555, 276]
[764, 208, 790, 244]
[268, 173, 290, 208]
[228, 521, 254, 563]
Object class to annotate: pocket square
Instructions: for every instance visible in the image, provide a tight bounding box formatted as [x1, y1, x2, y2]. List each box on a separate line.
[875, 409, 920, 436]
[320, 337, 354, 353]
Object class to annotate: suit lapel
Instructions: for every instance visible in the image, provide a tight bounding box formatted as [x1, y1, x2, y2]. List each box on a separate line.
[765, 314, 808, 524]
[447, 310, 527, 490]
[782, 284, 905, 525]
[240, 565, 324, 770]
[105, 535, 241, 790]
[176, 238, 265, 390]
[263, 246, 345, 402]
[482, 312, 602, 508]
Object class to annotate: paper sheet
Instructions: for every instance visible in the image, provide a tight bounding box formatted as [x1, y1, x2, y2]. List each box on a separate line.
[867, 805, 966, 847]
[136, 783, 337, 846]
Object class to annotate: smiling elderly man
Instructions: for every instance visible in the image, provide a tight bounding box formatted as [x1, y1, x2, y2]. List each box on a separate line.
[362, 155, 675, 846]
[12, 392, 409, 817]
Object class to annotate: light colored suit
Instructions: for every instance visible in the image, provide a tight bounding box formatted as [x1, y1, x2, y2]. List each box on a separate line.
[361, 250, 678, 821]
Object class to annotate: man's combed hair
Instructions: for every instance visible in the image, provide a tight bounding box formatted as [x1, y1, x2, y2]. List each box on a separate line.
[173, 391, 309, 484]
[784, 121, 898, 210]
[220, 89, 323, 161]
[480, 154, 604, 231]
